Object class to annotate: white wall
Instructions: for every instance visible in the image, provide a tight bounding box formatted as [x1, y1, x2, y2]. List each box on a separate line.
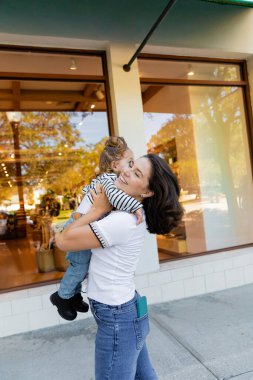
[1, 31, 253, 336]
[1, 247, 253, 337]
[106, 43, 159, 274]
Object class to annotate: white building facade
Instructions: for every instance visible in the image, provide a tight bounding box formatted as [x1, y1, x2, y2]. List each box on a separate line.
[1, 0, 253, 337]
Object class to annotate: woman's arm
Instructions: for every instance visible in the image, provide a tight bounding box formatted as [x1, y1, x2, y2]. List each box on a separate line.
[55, 187, 112, 252]
[56, 221, 101, 252]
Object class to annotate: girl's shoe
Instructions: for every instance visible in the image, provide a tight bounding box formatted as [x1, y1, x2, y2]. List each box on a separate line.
[50, 292, 77, 320]
[71, 293, 89, 313]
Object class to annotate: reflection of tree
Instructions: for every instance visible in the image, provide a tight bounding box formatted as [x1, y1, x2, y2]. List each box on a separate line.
[0, 111, 108, 203]
[147, 83, 248, 238]
[147, 115, 199, 193]
[196, 86, 244, 222]
[50, 138, 107, 195]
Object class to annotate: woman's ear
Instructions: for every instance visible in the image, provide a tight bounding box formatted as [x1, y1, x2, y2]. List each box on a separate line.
[141, 190, 154, 199]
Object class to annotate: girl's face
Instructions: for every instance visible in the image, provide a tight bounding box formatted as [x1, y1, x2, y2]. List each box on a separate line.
[111, 149, 134, 174]
[115, 157, 154, 201]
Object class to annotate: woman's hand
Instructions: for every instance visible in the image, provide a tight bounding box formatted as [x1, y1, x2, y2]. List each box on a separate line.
[90, 184, 112, 216]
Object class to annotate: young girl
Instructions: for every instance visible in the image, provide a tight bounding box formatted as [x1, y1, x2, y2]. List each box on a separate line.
[50, 137, 143, 321]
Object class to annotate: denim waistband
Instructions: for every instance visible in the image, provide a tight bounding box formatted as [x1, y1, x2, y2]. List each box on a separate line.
[89, 291, 139, 310]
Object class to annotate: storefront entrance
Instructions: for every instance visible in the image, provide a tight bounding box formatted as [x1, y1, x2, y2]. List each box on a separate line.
[139, 55, 253, 262]
[0, 47, 112, 291]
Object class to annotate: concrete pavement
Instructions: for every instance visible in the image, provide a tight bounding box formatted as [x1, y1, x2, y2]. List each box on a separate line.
[1, 284, 253, 380]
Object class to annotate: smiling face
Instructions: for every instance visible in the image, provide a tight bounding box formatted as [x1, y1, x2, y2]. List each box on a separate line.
[115, 157, 154, 201]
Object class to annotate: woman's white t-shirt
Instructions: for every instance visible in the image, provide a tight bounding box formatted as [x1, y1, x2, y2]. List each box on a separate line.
[87, 210, 146, 305]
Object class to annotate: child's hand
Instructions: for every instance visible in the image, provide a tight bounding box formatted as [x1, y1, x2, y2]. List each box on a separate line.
[134, 209, 143, 225]
[90, 184, 112, 215]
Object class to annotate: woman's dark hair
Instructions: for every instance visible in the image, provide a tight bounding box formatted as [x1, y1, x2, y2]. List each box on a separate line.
[142, 154, 184, 235]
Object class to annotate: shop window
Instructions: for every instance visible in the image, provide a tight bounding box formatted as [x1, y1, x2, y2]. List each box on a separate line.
[139, 57, 253, 261]
[0, 49, 111, 291]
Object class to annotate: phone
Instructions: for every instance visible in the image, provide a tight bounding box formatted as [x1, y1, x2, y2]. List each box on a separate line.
[136, 296, 148, 318]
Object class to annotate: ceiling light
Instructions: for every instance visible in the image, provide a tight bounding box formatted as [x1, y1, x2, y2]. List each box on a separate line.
[95, 89, 105, 100]
[58, 152, 62, 156]
[90, 104, 95, 109]
[187, 64, 195, 77]
[70, 58, 77, 71]
[5, 174, 9, 177]
[1, 163, 5, 167]
[64, 144, 68, 148]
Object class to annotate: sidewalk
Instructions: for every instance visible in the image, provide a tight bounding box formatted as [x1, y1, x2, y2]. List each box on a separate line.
[1, 284, 253, 380]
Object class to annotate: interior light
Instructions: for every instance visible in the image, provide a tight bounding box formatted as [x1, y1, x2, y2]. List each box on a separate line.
[58, 152, 62, 156]
[5, 174, 9, 177]
[90, 104, 95, 109]
[95, 89, 105, 100]
[1, 163, 5, 166]
[10, 154, 15, 159]
[187, 64, 195, 77]
[70, 58, 77, 71]
[64, 144, 68, 148]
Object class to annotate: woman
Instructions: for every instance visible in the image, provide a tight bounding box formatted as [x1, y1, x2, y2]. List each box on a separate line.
[56, 154, 183, 380]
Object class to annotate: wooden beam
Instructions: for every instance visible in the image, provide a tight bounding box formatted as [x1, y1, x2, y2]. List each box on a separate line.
[12, 81, 21, 110]
[0, 89, 98, 103]
[142, 85, 164, 104]
[75, 84, 97, 111]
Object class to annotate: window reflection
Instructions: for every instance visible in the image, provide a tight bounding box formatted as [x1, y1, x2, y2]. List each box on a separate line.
[0, 110, 109, 290]
[143, 83, 253, 260]
[138, 59, 241, 81]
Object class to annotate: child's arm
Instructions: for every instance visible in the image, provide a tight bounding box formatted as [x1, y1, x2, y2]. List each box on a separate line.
[55, 188, 112, 252]
[98, 174, 143, 216]
[82, 178, 100, 195]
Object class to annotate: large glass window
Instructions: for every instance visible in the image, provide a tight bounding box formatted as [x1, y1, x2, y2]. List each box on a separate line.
[0, 49, 111, 291]
[139, 58, 253, 261]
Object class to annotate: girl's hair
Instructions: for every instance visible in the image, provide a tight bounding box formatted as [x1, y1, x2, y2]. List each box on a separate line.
[142, 154, 184, 235]
[99, 136, 128, 174]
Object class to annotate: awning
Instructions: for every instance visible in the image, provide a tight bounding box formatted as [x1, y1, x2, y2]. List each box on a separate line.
[201, 0, 253, 7]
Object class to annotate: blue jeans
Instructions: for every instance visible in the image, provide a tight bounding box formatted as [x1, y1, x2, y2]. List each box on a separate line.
[58, 213, 92, 299]
[89, 292, 158, 380]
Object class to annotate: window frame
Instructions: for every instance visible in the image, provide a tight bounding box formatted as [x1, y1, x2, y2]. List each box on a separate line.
[139, 53, 253, 261]
[0, 45, 114, 293]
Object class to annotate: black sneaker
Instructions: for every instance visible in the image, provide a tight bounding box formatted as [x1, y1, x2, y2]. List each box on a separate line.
[50, 291, 77, 321]
[71, 293, 89, 313]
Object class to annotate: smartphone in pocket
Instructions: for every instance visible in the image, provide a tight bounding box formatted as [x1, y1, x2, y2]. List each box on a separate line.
[136, 296, 148, 318]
